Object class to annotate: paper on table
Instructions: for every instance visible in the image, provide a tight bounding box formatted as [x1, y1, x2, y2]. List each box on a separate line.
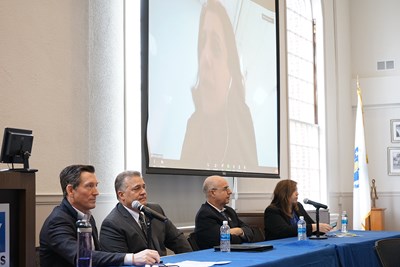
[325, 232, 360, 238]
[165, 260, 231, 267]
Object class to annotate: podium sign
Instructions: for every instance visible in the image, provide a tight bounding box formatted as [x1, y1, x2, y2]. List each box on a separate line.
[0, 171, 35, 267]
[0, 204, 10, 266]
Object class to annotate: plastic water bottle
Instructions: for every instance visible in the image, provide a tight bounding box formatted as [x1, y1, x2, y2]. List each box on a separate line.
[341, 211, 348, 233]
[220, 220, 231, 252]
[76, 216, 92, 267]
[297, 216, 307, 241]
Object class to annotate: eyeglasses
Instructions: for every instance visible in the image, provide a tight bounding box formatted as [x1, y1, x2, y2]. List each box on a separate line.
[211, 186, 230, 192]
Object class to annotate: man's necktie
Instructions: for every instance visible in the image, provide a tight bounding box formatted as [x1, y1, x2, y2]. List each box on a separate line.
[221, 211, 231, 226]
[139, 212, 148, 239]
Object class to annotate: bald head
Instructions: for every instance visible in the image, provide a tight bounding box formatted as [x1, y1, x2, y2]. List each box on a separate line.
[203, 175, 223, 195]
[203, 175, 231, 209]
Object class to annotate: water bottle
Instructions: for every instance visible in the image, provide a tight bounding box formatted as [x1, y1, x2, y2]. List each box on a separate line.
[76, 215, 92, 267]
[220, 220, 231, 252]
[297, 216, 307, 241]
[341, 211, 348, 233]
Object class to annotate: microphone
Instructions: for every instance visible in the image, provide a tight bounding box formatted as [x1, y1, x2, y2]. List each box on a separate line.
[132, 200, 168, 222]
[303, 198, 328, 209]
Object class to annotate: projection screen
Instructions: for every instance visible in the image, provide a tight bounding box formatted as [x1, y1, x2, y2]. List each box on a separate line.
[141, 0, 280, 178]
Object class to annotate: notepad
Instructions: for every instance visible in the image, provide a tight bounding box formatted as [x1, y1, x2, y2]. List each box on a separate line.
[214, 244, 273, 252]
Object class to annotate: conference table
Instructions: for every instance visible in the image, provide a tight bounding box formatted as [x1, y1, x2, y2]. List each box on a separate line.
[316, 230, 400, 266]
[159, 230, 400, 267]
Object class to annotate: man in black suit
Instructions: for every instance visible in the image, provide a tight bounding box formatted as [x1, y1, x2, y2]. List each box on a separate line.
[195, 175, 254, 249]
[99, 171, 192, 256]
[39, 165, 160, 267]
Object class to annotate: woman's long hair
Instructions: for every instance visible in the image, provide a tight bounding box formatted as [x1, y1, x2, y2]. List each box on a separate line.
[270, 179, 299, 218]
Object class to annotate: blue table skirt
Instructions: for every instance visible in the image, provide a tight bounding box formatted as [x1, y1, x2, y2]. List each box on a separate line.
[161, 230, 400, 267]
[317, 230, 400, 267]
[162, 241, 338, 267]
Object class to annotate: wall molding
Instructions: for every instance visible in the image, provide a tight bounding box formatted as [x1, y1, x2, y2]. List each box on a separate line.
[36, 193, 116, 205]
[329, 191, 400, 198]
[36, 191, 400, 205]
[36, 194, 62, 206]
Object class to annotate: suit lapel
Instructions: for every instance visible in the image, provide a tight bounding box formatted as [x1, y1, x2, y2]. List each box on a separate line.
[117, 203, 148, 245]
[90, 216, 101, 250]
[61, 198, 102, 249]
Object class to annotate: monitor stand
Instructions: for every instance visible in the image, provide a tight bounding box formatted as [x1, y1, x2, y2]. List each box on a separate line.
[8, 151, 38, 172]
[2, 152, 38, 173]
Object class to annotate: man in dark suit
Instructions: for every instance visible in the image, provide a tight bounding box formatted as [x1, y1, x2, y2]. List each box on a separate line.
[39, 165, 160, 267]
[99, 171, 192, 256]
[195, 175, 254, 249]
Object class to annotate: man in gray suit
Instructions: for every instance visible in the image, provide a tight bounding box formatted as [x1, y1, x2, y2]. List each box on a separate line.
[100, 171, 192, 256]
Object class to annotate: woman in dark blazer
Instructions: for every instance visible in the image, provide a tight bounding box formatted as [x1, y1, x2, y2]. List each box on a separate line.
[264, 179, 332, 240]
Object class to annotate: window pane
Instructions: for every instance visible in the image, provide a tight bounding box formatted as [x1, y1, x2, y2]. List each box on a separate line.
[287, 0, 320, 200]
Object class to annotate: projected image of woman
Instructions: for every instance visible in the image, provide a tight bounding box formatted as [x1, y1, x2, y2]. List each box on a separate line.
[181, 0, 258, 171]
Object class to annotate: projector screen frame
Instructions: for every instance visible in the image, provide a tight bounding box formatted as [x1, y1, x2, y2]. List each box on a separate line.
[140, 0, 280, 178]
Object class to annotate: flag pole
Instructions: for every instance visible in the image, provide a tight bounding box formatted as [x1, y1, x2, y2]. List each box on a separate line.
[356, 76, 368, 164]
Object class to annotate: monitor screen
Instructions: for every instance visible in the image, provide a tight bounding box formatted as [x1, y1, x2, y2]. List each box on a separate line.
[0, 128, 33, 170]
[141, 0, 280, 178]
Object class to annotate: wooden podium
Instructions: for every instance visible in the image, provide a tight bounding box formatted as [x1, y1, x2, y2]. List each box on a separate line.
[0, 171, 36, 267]
[365, 208, 386, 231]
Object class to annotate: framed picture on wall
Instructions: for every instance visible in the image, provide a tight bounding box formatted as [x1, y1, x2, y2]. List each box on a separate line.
[388, 147, 400, 175]
[390, 119, 400, 142]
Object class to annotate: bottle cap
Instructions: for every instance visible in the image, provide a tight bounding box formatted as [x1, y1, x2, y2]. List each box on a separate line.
[223, 220, 228, 225]
[299, 216, 304, 220]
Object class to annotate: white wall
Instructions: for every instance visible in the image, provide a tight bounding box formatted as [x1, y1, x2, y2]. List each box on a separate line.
[0, 0, 93, 246]
[323, 0, 355, 224]
[333, 0, 400, 230]
[1, 0, 400, 246]
[0, 0, 90, 193]
[0, 0, 126, 245]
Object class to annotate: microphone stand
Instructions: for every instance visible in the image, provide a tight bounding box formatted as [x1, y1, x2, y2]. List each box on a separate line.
[309, 207, 327, 240]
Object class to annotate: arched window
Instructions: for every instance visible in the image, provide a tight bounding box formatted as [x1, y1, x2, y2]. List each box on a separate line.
[286, 0, 326, 202]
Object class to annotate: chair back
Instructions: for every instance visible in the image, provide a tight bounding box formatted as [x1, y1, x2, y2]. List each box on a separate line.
[251, 226, 266, 242]
[35, 246, 40, 267]
[187, 232, 200, 251]
[236, 213, 266, 242]
[375, 238, 400, 267]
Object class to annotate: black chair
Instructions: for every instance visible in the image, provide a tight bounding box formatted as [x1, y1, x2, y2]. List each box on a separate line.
[375, 238, 400, 267]
[187, 232, 200, 251]
[35, 246, 40, 267]
[251, 226, 266, 242]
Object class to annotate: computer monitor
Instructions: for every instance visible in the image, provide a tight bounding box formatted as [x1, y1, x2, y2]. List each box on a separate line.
[0, 128, 34, 171]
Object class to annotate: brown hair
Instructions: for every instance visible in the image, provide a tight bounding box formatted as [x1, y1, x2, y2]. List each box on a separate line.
[60, 165, 95, 197]
[270, 179, 299, 218]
